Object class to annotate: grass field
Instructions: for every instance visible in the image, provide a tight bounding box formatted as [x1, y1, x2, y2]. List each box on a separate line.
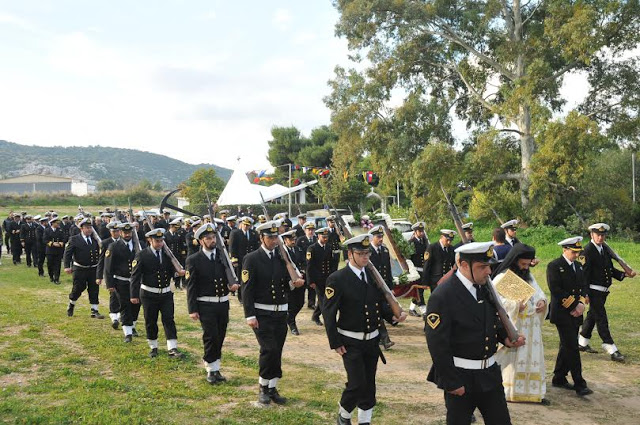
[1, 224, 639, 424]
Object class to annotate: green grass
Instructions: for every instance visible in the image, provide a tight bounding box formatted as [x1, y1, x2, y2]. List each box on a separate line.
[1, 224, 640, 424]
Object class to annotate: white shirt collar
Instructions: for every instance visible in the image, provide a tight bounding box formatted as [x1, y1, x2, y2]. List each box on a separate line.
[348, 261, 366, 281]
[455, 270, 478, 301]
[202, 247, 216, 258]
[591, 240, 603, 253]
[261, 245, 274, 257]
[562, 254, 574, 267]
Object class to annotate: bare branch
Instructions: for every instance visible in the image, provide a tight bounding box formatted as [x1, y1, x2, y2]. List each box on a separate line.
[494, 172, 523, 181]
[453, 66, 501, 115]
[497, 128, 525, 135]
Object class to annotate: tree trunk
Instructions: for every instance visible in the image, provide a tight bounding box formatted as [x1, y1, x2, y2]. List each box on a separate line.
[516, 104, 535, 208]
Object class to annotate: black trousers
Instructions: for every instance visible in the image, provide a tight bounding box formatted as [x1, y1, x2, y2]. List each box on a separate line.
[140, 291, 177, 341]
[69, 268, 99, 304]
[253, 313, 288, 379]
[11, 240, 22, 263]
[306, 284, 316, 306]
[311, 285, 326, 322]
[47, 253, 63, 281]
[553, 319, 587, 390]
[115, 283, 140, 327]
[287, 287, 305, 327]
[36, 243, 46, 275]
[412, 272, 426, 306]
[443, 385, 511, 425]
[109, 290, 121, 314]
[23, 242, 35, 266]
[3, 233, 10, 254]
[340, 337, 380, 412]
[198, 301, 229, 363]
[580, 291, 614, 345]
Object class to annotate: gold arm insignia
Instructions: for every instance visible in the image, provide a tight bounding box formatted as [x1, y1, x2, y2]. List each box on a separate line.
[242, 269, 249, 283]
[325, 287, 335, 299]
[426, 313, 441, 329]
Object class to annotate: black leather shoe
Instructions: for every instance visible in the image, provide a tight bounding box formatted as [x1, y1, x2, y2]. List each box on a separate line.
[168, 348, 184, 358]
[212, 371, 226, 382]
[206, 372, 218, 385]
[540, 398, 551, 406]
[576, 387, 594, 396]
[91, 310, 105, 319]
[132, 328, 139, 337]
[124, 334, 132, 343]
[149, 348, 158, 358]
[268, 387, 287, 405]
[258, 385, 271, 404]
[579, 344, 598, 353]
[552, 380, 574, 390]
[313, 318, 323, 326]
[54, 280, 61, 285]
[408, 309, 420, 317]
[307, 304, 316, 310]
[611, 351, 625, 363]
[112, 320, 119, 330]
[336, 415, 350, 425]
[290, 325, 300, 336]
[67, 304, 75, 317]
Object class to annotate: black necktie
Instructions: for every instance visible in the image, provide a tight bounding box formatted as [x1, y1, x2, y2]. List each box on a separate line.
[210, 252, 215, 262]
[360, 271, 366, 284]
[156, 250, 161, 263]
[86, 237, 91, 245]
[473, 284, 482, 300]
[268, 252, 273, 260]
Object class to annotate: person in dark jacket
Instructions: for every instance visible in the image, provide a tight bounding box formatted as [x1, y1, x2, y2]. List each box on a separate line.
[282, 229, 306, 335]
[306, 227, 333, 326]
[44, 217, 67, 284]
[368, 225, 395, 350]
[296, 221, 317, 309]
[548, 236, 593, 396]
[35, 216, 49, 277]
[408, 221, 429, 316]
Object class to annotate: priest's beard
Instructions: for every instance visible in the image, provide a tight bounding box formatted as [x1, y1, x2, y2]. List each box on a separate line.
[510, 264, 531, 282]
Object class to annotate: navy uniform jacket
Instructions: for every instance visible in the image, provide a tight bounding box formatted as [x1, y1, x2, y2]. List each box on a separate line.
[229, 228, 260, 265]
[96, 237, 116, 279]
[98, 223, 110, 240]
[185, 250, 230, 314]
[175, 228, 188, 258]
[409, 236, 428, 270]
[369, 244, 393, 288]
[220, 225, 232, 247]
[293, 224, 305, 239]
[296, 235, 316, 267]
[36, 224, 47, 248]
[241, 248, 291, 319]
[7, 220, 21, 243]
[306, 242, 333, 289]
[322, 266, 394, 349]
[130, 247, 175, 298]
[186, 230, 200, 257]
[327, 228, 342, 271]
[103, 239, 136, 289]
[286, 244, 306, 280]
[44, 227, 67, 255]
[20, 222, 37, 243]
[165, 230, 184, 262]
[423, 243, 455, 287]
[63, 234, 100, 269]
[547, 257, 587, 325]
[582, 241, 625, 289]
[425, 273, 507, 392]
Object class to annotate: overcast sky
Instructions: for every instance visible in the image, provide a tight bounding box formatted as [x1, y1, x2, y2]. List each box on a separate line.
[0, 1, 350, 171]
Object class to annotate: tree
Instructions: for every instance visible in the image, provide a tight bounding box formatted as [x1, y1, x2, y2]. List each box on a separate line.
[327, 0, 640, 208]
[178, 168, 225, 215]
[96, 179, 123, 191]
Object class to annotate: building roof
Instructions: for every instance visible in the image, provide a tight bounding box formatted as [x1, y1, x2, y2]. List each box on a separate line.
[0, 174, 75, 184]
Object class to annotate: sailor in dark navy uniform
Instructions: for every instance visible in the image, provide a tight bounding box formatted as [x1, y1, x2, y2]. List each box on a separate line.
[96, 221, 121, 328]
[501, 220, 520, 248]
[63, 218, 103, 319]
[422, 229, 457, 292]
[44, 216, 66, 283]
[323, 234, 406, 425]
[326, 215, 342, 272]
[307, 227, 333, 326]
[579, 223, 634, 362]
[425, 241, 525, 425]
[293, 213, 307, 238]
[282, 229, 306, 335]
[408, 221, 429, 316]
[548, 237, 593, 396]
[130, 228, 186, 358]
[368, 225, 395, 350]
[296, 221, 318, 309]
[185, 223, 239, 384]
[166, 218, 186, 290]
[453, 222, 475, 250]
[35, 216, 48, 277]
[104, 223, 142, 342]
[229, 216, 260, 303]
[242, 220, 305, 405]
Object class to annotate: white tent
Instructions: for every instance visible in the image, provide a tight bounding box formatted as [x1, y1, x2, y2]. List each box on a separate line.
[216, 164, 317, 206]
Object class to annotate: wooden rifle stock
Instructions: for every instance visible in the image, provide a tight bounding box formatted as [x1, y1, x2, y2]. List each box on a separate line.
[277, 236, 303, 283]
[127, 198, 142, 253]
[604, 243, 636, 277]
[206, 193, 240, 287]
[142, 209, 184, 274]
[78, 204, 103, 248]
[486, 276, 519, 343]
[441, 185, 469, 244]
[381, 223, 409, 273]
[366, 261, 403, 318]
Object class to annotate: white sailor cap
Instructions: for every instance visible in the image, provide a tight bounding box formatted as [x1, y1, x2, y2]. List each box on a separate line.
[368, 225, 385, 236]
[501, 219, 519, 230]
[117, 222, 135, 231]
[214, 218, 224, 224]
[78, 218, 92, 227]
[33, 215, 41, 220]
[326, 215, 336, 222]
[195, 223, 217, 239]
[412, 222, 425, 231]
[106, 220, 121, 230]
[144, 211, 157, 217]
[190, 216, 200, 222]
[239, 216, 253, 225]
[342, 234, 371, 250]
[462, 222, 474, 231]
[226, 215, 237, 222]
[558, 236, 583, 251]
[440, 229, 457, 239]
[169, 218, 182, 226]
[454, 241, 496, 263]
[303, 221, 316, 229]
[145, 228, 166, 239]
[38, 216, 48, 222]
[256, 220, 282, 235]
[315, 226, 330, 236]
[281, 229, 297, 238]
[191, 219, 202, 227]
[297, 213, 307, 219]
[588, 223, 610, 234]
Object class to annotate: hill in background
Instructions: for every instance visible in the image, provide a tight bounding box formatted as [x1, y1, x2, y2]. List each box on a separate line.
[0, 140, 232, 188]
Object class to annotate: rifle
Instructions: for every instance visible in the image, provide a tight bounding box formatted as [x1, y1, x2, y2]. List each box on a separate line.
[128, 198, 142, 253]
[78, 204, 102, 248]
[381, 223, 409, 273]
[487, 276, 520, 343]
[366, 261, 403, 318]
[206, 192, 240, 288]
[566, 201, 636, 277]
[141, 207, 184, 275]
[440, 185, 469, 244]
[258, 193, 302, 283]
[329, 202, 353, 241]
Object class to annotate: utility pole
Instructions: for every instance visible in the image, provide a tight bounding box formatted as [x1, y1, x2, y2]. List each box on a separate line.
[633, 151, 636, 203]
[288, 163, 292, 217]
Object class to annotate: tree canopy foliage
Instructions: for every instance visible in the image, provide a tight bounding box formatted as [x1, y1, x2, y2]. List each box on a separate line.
[178, 168, 225, 215]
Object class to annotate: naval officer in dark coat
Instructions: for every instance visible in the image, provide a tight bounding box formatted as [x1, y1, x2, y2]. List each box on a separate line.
[425, 241, 525, 425]
[323, 233, 406, 425]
